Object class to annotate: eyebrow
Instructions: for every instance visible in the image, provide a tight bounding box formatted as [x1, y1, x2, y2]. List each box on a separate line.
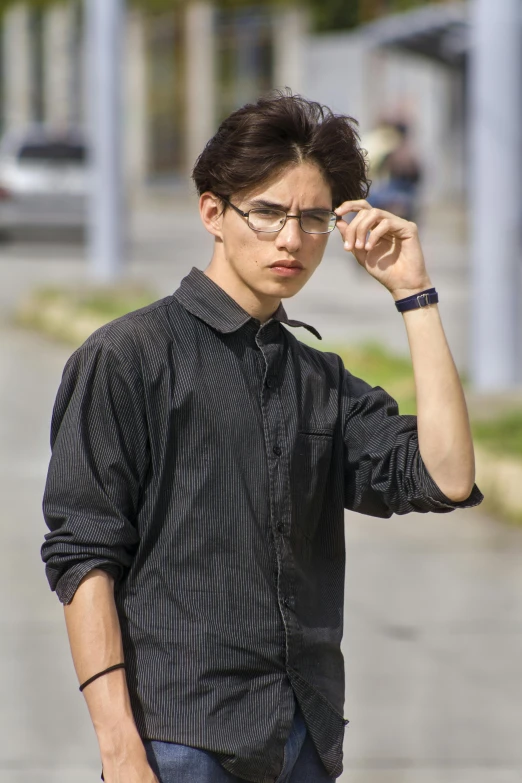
[247, 198, 332, 212]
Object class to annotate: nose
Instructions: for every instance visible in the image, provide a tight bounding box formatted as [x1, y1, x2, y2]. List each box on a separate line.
[275, 215, 302, 254]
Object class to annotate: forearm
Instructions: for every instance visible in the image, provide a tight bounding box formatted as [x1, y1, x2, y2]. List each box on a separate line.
[63, 569, 145, 761]
[400, 301, 475, 501]
[335, 200, 476, 502]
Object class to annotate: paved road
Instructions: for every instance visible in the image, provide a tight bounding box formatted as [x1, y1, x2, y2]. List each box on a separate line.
[1, 199, 521, 782]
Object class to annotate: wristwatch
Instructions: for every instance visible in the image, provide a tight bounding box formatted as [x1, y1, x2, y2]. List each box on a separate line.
[395, 287, 438, 313]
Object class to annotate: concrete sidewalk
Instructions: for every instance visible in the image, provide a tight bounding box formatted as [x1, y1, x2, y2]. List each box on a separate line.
[1, 323, 522, 782]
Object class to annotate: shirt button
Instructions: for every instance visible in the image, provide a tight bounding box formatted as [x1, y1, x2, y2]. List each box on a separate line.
[272, 445, 282, 457]
[266, 376, 277, 389]
[276, 522, 285, 534]
[283, 596, 294, 609]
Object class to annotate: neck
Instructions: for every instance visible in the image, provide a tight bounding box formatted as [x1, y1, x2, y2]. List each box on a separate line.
[204, 254, 280, 324]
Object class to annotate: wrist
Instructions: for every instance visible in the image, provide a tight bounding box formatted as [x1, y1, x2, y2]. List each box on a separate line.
[390, 281, 433, 302]
[97, 717, 143, 760]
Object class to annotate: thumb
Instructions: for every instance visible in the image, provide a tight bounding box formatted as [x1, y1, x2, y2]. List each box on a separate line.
[335, 221, 351, 245]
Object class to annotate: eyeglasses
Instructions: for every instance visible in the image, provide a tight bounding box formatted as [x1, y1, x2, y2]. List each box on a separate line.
[215, 193, 339, 235]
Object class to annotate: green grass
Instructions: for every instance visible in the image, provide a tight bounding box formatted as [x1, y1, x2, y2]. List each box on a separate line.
[472, 413, 522, 460]
[32, 285, 157, 320]
[14, 284, 158, 347]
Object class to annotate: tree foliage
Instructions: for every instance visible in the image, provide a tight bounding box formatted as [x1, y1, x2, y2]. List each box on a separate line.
[0, 0, 293, 12]
[310, 0, 449, 32]
[0, 0, 447, 32]
[0, 0, 64, 9]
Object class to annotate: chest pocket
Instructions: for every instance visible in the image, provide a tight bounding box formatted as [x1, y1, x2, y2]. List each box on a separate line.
[290, 429, 334, 541]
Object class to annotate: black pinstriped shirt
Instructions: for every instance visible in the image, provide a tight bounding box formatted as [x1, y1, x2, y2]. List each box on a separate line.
[41, 267, 483, 783]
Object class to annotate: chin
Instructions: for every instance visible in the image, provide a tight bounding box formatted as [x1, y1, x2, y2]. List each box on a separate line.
[261, 279, 305, 299]
[263, 271, 310, 294]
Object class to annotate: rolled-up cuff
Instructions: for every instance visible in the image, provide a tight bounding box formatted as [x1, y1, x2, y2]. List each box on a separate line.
[417, 457, 484, 511]
[53, 560, 122, 604]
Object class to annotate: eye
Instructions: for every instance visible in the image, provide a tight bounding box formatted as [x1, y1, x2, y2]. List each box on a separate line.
[305, 210, 330, 223]
[254, 209, 282, 218]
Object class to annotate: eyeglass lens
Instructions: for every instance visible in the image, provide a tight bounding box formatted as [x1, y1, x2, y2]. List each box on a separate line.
[247, 208, 336, 234]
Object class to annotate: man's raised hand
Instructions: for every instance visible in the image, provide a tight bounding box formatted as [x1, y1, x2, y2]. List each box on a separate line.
[335, 200, 432, 299]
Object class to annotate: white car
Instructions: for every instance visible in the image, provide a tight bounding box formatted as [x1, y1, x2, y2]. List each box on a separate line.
[0, 126, 89, 238]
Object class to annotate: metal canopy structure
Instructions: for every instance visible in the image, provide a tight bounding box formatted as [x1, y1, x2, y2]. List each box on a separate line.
[362, 1, 469, 66]
[361, 0, 522, 391]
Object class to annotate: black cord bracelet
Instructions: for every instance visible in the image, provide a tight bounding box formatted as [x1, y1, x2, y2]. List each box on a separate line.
[79, 662, 126, 692]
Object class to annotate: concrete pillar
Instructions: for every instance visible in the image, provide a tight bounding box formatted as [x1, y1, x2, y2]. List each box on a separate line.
[125, 9, 148, 193]
[85, 0, 125, 281]
[2, 4, 31, 130]
[185, 1, 216, 177]
[469, 0, 522, 389]
[273, 7, 308, 94]
[43, 2, 74, 128]
[70, 0, 84, 127]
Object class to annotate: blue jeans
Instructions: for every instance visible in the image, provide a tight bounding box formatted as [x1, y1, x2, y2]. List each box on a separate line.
[143, 703, 334, 783]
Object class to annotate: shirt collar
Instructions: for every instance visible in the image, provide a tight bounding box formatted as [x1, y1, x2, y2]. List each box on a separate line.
[173, 267, 322, 341]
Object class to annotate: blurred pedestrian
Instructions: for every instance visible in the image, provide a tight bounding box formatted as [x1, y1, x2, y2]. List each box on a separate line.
[364, 119, 422, 222]
[41, 91, 482, 783]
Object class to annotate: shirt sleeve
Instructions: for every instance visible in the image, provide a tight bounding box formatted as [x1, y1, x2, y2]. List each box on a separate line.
[41, 332, 150, 604]
[342, 370, 483, 517]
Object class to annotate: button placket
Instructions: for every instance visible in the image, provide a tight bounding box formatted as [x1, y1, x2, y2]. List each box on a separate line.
[256, 330, 296, 647]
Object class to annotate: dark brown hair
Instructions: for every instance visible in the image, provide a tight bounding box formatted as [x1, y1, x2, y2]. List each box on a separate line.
[192, 90, 370, 208]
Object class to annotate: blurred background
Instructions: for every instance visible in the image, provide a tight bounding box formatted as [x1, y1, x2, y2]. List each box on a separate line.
[1, 1, 521, 781]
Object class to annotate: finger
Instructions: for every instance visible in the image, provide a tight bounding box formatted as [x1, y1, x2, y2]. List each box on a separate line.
[336, 210, 363, 246]
[368, 214, 415, 246]
[335, 218, 350, 244]
[364, 218, 396, 250]
[340, 209, 379, 251]
[334, 199, 372, 218]
[352, 210, 385, 250]
[336, 214, 361, 250]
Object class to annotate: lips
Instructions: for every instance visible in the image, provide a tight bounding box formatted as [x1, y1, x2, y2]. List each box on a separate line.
[268, 261, 304, 278]
[269, 260, 303, 269]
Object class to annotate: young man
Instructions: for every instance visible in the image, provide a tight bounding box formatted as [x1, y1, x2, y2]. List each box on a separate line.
[41, 93, 482, 783]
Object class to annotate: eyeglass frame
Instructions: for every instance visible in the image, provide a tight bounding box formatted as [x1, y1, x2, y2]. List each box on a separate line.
[214, 192, 341, 235]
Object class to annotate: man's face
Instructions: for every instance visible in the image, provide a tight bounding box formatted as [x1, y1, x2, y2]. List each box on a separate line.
[215, 162, 333, 303]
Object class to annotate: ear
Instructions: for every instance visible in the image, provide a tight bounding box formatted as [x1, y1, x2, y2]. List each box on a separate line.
[199, 192, 224, 240]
